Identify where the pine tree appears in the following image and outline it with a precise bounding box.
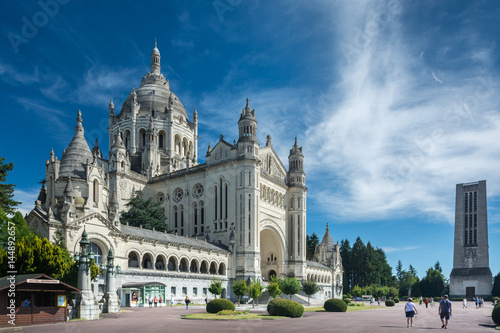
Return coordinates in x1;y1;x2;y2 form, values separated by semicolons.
492;272;500;297
306;232;320;260
0;157;21;215
120;196;168;232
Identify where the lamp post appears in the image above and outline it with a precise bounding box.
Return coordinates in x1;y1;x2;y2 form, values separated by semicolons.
77;228;92;291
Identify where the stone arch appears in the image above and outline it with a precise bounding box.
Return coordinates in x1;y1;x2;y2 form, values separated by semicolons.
124;129;131;149
168;256;178;271
200;260;209;274
182;137;188;156
218;262;226;275
190;258;199;273
174;134;181;154
179;257;189;272
128;250;140;268
259;223;286;279
158;130;166;150
139;128;147;148
209;261;217;275
142;252;154;269
155;254;166;270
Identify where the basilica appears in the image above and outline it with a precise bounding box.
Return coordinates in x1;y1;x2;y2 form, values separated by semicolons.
26;43;343;306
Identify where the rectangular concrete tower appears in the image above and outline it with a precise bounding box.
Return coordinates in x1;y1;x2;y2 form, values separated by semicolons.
450;180;492;298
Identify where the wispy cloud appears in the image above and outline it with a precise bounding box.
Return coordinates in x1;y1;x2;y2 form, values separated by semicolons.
76;66;140;106
303;1;500;223
383;246;421;254
13;188;40;217
432;71;442;83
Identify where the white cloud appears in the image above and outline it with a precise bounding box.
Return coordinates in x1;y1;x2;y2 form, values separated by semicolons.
382;246;421;254
77;66;140;106
302;1;500;223
13;188;40;217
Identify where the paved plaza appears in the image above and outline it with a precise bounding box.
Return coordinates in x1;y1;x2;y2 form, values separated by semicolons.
1;302;497;333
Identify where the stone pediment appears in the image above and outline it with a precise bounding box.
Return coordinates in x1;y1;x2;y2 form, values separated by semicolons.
259;147;287;184
66;212;120;233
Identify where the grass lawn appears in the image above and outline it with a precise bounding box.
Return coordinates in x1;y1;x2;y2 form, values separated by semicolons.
304;305;384;312
182;313;286;320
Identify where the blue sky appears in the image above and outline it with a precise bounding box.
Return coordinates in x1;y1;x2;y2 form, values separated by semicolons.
1;1;499;281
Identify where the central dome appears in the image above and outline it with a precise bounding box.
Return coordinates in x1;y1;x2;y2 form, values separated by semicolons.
117;43;188;119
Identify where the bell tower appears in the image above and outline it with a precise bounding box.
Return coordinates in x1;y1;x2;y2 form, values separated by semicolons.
450;180;492;298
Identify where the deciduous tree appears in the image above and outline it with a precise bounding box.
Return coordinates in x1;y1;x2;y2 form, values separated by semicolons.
301;279;320;305
232;279;247;305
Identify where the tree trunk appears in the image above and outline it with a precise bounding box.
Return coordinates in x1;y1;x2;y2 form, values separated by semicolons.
308;296;310;306
238;295;241;306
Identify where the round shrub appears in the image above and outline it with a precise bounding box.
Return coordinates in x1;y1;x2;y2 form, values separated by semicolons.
343;298;351;305
394;298;400;303
324;298;347;312
385;300;395;307
267;299;304;318
206;299;235;313
492;305;500;325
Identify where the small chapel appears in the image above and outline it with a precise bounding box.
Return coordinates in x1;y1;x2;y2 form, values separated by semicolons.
26;42;343;306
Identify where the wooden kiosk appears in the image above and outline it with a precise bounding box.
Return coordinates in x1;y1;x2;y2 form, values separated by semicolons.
0;273;80;327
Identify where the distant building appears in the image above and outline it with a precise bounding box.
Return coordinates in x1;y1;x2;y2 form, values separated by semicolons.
450;180;492;298
26;42;343;306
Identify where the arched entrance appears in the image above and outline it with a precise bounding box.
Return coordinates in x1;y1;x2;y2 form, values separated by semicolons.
259;227;285;281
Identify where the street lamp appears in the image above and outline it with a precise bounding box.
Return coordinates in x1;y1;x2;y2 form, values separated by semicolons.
77;227;92;274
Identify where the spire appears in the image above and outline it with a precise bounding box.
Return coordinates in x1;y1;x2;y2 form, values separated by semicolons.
150;41;161;75
319;223;335;250
109;98;114;114
59;110;93;179
112;128;126;149
92;138;102;158
289;137;303;157
64;177;76;197
75;110;83;133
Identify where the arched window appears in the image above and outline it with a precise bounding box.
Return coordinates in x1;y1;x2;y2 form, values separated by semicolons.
93;180;99;204
200;261;208;274
209;262;217;274
224;184;228;219
190;260;198;273
128;252;139;268
180;205;184;236
159;133;164;149
174;206;178;231
125;130;130;149
168;257;177;271
140;129;146;147
214;186;218;220
218;262;226;275
142;253;153;269
89;242;103;264
155;256;166;270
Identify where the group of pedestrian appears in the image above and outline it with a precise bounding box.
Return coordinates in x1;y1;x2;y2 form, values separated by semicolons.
404;295;452;329
147;296;163;307
473;297;484;308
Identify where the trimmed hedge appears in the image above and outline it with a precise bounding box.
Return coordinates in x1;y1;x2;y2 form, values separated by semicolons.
492;305;500;325
343;298;351;305
267;299;304;318
324;298;347;312
206;299;235;313
394;298;400;303
385;300;395;307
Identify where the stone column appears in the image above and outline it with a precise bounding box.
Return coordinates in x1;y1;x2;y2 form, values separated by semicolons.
102;249;120;313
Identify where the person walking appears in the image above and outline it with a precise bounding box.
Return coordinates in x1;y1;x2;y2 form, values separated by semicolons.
419;296;423;305
170;296;174;307
148;296;153;308
185;296;191;310
154;296;158;307
462;297;467;308
425;298;429;308
405;298;418;328
475;297;479;308
430;297;434;308
159;296;163;307
438;295;452;329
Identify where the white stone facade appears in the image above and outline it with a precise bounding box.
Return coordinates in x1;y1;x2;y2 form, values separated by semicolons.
26;43;343;305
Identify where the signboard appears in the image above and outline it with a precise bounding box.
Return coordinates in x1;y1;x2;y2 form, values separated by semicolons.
58;295;67;307
27;279;60;284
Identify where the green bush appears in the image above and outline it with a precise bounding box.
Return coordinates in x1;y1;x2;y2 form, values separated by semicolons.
434;297;441;302
451;297;463;301
324;298;347;312
267;299;304;318
385;300;395;307
343;298;351;304
206;299;235;313
492;305;500;325
394;298;400;303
